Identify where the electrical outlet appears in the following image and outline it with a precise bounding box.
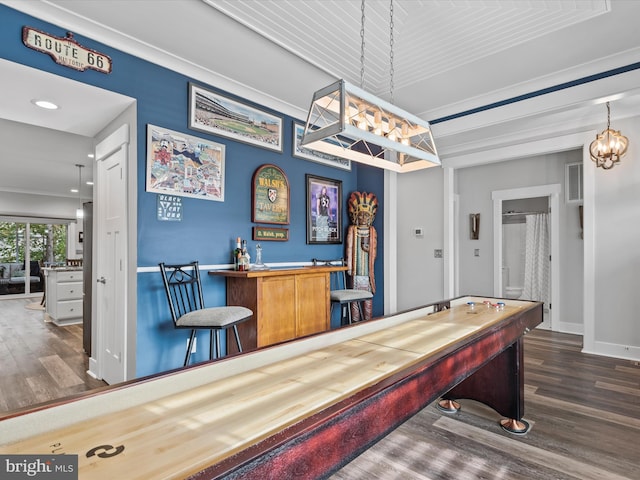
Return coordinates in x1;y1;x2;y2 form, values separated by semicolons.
474;249;480;257
188;338;196;354
434;249;443;258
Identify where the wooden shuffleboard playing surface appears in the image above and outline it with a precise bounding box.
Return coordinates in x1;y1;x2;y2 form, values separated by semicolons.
0;296;542;479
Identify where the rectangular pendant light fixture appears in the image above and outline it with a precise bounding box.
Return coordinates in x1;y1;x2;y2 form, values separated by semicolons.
301;80;440;173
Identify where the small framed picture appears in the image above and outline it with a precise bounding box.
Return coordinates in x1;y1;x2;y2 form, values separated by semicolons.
306;174;342;244
189;83;283;153
146;124;225;202
292;121;351;170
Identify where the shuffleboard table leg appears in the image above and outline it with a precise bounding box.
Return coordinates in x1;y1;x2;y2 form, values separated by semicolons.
500;418;531;435
436;399;461;413
437;336;531;434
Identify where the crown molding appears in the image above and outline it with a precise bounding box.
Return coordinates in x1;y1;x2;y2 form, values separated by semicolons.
3;0;307;120
441;130;597;170
422;45;640;124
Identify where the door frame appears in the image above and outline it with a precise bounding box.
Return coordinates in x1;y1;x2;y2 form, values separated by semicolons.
492;184;560;330
88;122;136;382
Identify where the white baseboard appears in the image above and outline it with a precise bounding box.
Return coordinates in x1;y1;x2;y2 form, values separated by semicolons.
555;321;583;335
583;341;640;362
88;357;101;380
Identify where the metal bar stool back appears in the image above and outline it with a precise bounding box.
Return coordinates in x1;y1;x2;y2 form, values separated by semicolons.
159;261;252;366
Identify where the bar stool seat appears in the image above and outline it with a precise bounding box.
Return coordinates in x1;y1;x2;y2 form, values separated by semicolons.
176;306;252;328
312;258;373;326
159;261;253;366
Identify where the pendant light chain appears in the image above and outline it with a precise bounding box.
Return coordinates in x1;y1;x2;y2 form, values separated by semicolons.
389;0;395;104
360;0;366;90
606;101;611;129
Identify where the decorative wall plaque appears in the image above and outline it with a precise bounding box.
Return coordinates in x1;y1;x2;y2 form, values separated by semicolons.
252;226;289;242
22;26;112;74
252;164;290;225
157;194;183;221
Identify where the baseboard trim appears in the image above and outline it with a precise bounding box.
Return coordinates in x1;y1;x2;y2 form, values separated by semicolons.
88;357;100;380
583;341;640;362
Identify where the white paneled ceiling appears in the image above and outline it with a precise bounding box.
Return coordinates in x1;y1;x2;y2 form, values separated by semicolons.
206;0;609;98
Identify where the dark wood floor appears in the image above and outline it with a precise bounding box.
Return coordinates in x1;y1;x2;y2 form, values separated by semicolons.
0;297;106;414
331;329;640;480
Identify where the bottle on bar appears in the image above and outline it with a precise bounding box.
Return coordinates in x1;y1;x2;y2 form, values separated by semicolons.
238;240;250;271
233;237;242;271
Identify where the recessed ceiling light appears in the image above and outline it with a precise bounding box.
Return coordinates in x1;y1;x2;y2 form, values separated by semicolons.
86;181;94;186
31;99;59;110
70;188;79;193
87;153;95;158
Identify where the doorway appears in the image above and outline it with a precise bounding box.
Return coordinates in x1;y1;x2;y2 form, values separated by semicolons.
0;59;136;407
492;184;561;330
501;197;549;302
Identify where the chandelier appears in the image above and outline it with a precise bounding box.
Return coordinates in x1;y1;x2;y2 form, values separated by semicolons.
589;102;628;170
301;0;440;173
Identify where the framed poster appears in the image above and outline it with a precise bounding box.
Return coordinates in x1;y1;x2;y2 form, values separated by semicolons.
292;121;351;171
146;124;225;201
189;82;283;152
252;164;290;225
306;174;342;244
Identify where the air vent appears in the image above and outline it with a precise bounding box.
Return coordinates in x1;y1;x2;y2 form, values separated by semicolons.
565;162;583;203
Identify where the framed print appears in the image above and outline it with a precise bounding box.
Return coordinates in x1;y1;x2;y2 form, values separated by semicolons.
252;164;290;225
189;82;283;152
292;122;351;171
306;174;342;244
146;124;225;201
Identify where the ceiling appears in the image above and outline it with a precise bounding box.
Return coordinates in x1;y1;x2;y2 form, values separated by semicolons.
205;0;612;112
2;0;640;197
0;59;134;199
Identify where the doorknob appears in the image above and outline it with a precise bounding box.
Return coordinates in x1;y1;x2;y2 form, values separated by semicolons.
97;277;106;284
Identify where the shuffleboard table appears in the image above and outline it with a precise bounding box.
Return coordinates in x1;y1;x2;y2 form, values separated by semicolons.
0;296;542;479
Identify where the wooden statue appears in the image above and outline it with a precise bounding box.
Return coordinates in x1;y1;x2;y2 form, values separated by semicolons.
346;191;378;321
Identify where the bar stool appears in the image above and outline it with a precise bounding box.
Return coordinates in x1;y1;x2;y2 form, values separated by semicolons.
312;258;373;326
159;261;253;366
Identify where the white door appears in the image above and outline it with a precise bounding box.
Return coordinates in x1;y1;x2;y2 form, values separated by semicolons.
95;126;129;385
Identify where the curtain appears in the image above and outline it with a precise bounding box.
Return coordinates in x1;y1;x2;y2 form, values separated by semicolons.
520;213;549;304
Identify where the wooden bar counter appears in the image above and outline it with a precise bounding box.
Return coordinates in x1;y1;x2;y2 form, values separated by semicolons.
209;265;346;352
0;296;541;480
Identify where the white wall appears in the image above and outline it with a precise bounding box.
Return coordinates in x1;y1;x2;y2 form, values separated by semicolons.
454;151;583;330
590;115;640;355
395;166;445;310
0;191;78;219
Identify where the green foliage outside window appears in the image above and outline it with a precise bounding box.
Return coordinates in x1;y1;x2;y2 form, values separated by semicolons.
0;222;68;264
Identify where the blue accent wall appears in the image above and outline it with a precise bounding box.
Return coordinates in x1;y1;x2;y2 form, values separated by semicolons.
356;165;385;318
1;5;385;376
